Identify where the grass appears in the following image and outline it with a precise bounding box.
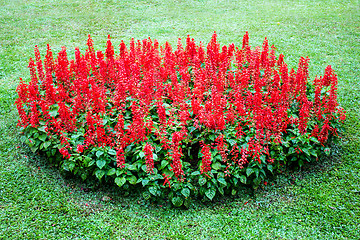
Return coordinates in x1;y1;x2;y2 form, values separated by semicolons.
1;0;359;239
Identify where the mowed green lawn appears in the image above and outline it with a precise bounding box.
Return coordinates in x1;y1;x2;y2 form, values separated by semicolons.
0;0;359;239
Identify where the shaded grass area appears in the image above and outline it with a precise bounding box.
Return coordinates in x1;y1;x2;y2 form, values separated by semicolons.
0;0;359;239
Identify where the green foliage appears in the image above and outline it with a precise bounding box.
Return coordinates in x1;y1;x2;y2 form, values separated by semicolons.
18;92;341;207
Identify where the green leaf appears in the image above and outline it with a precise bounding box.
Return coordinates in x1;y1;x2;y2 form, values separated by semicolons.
205;188;216;201
49;109;58;117
302;148;310;156
298;159;304;167
217;178;227;186
199;176;207;186
107;168;116;176
143;191;151;200
96;159;106;169
127;175;137;185
139;151;145;158
181;188;190;198
43;141;51;149
95;169;105;180
51;149;56;156
88;160;95;167
96;150;104;158
246;168;254;177
116;169;123;176
81;173;88;181
142;179;149;186
115;177;126;187
191;171;200;176
125;144;133;152
214;154;222;161
228;139;236;146
310;149;318;157
310;137;320;144
71;133;81;140
39;133;47;142
183;197;191;208
155;145;161;153
211;177;218;185
160;160;168;170
163;169;174;178
149;186;157;196
267;164;273;173
254;168;259;178
128;164;137;171
68;162;75;172
289;147;295;154
211;162;221;170
30;145;38;153
172;197;184;207
38;126;46;132
108;148;117;155
231;189;237;196
240;175;247;184
253;177;261;186
218;186;224;195
233;178;238;186
153;174;163;180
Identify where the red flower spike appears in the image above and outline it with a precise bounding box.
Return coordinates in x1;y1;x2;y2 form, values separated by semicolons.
76;145;84;153
200;142;212;174
162;174;171;188
144;143;154;174
116;149;125;168
34;46;45;83
59;147;71;159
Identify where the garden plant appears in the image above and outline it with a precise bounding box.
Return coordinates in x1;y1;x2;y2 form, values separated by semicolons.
15;32;345;207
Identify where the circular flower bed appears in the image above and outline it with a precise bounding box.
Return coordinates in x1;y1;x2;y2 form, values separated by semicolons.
16;32;345;207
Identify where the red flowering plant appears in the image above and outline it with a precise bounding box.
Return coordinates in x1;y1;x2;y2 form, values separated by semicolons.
16;32;345;207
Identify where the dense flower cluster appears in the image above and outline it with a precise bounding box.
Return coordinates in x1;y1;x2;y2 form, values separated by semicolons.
16;32;345;205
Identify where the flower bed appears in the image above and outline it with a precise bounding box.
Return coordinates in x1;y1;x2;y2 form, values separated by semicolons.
16;32;345;207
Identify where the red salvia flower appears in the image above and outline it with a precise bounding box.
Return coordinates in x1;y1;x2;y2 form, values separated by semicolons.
144;143;154;174
200;142;212;174
162;174;171;188
116;148;125;168
77;145;84;153
59;147;71;159
170;145;184;180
